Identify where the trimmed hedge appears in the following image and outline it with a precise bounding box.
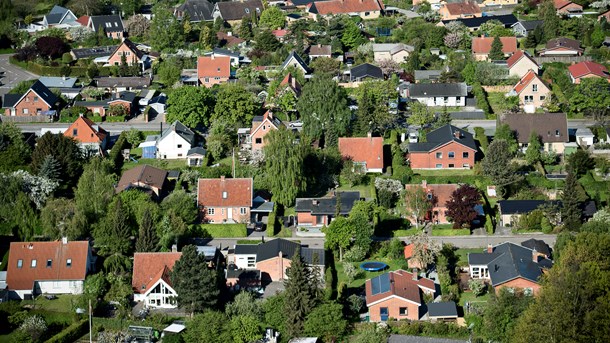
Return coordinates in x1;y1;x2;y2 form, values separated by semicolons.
9;56;111;77
472;83;491;115
105;116;126;122
45;318;88;343
199;224;248;238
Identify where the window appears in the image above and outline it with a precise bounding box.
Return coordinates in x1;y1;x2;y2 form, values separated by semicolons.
380;307;389;321
524;288;533;296
435;164;442;168
263;125;266;131
17;259;23;268
448;152;455;158
105;22;111;28
214;77;220;80
448;164;454;168
532;84;538;92
463;163;470;168
205;77;209;83
33;96;39;102
208;208;215;215
240;207;247;215
46;259;52;268
524;95;533;103
66;259;72;267
73;128;78;136
22;108;29;114
36;108;42;114
247;256;255;268
540;95;546;101
255;138;262;144
365;11;370;16
114;62;119;66
463;152;469;158
222;191;228;199
245;8;250;13
217;67;220;72
31;259;37;268
177;153;183;157
435;152;442;159
444;96;449;103
177;144;182;148
399;307;408;316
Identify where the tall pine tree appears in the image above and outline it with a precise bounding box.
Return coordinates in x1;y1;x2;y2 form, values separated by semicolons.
562;170;582;231
283;250;319;339
135;209;158;252
93;197;132;256
488;35;504;60
171;245;219;316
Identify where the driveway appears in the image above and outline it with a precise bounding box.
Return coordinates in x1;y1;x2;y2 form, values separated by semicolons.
0;54;39;100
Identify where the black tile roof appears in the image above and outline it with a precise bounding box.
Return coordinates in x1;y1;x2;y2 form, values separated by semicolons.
516;20;544;31
486;242;544;286
301;247;325;266
187;147;207;156
255;238;299;262
350;63;383;81
295;191;361;215
175;0;214;22
90;15;124;33
441;14;518;29
161;120;195;145
71;46;117;59
388;335;467;343
30;80;58;107
234;244;259;255
281;51;311;73
521;239;551;257
408;83;468;97
427;302;458;318
2;94;21;108
408;125;477;153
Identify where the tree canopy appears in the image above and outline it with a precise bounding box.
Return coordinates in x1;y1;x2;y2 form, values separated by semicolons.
166;86;215;128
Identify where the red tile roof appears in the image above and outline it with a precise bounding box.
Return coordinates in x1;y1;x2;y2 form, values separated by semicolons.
272;29;289;38
472;37;518;55
365;270;435;306
568;61;609;79
338;136;384;171
310;0;384;15
279;73;302;96
404;244;414;259
404;181;458;210
217;32;245;47
507;50;537;69
7;241;90;291
554;0;581;9
64;116;107;144
443;1;481;16
198;177;253;208
76;15;89;26
197;55;231;79
513;69;545;94
132;252;182;294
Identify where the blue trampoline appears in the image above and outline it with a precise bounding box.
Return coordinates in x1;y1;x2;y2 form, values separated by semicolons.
360;262;388;272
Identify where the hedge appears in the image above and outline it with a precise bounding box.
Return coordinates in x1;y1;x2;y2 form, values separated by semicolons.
45;319;88;343
198;224;248;238
9;56;111;77
104;116;126;122
472;83;491;115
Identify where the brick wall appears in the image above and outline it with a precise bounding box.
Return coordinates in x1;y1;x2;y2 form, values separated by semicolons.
203;206;250;223
409;142;475;169
199;77;229;88
6;90;52;116
495;277;541;296
256;257;292;281
107;43;140;66
368;297;420;322
297;212;326;226
250;122;276;151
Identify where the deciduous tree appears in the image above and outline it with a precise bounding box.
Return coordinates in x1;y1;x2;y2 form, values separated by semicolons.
213;83;259;126
166;86;215;128
525;131;542;165
303;302;348;342
0;123;30;172
184;311;231;343
259;6;285;29
149;4;185;51
445;184;480;228
75;158;116;222
481;139;521;196
324;216;354;261
31;133;83;187
404;186;433;229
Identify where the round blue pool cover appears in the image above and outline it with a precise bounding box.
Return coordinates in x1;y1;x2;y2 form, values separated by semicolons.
359;261;388;271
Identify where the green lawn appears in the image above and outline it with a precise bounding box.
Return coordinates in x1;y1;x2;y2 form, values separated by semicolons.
459;290;490;306
122;157;189;172
455;248;485;267
335;258;407;288
23;294;78;313
337;183;373;199
414;169;474;177
389;228;421;237
431;228;470;236
198;224;248;238
270;227;293;238
487;92;513;115
580;172;610;203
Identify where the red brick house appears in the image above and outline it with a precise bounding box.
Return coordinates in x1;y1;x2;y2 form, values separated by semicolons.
106;39;148;69
2;81;58;117
365;270;435;322
63;116;108;154
197;55;231;87
554;0;582;16
338;135;384;173
249;111;284;151
404;180;459;224
132;252;182;308
295;191;361;228
407;125;477;169
568;61;610;84
472;36;518;61
198;177;253;223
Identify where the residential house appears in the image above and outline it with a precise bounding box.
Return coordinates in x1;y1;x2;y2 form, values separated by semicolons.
272;29;289;42
468;242;553;295
497;200;561;227
511;20;544;37
372;43;414;64
197;55;231;87
506;50;539;78
2;80;58;117
508;70;551;112
197;177;253;223
350;63;384;82
217;31;246;48
307;0;385;20
365;270;436;321
521;239;551;259
404;180;459;224
63;116;108;155
427;302;459;323
95;77;151;92
539;37;583;56
338;134;384;173
306;44;332;59
116;164;168;199
440;14;518;32
250;111;284;151
74;91;136;117
187;147;207;167
132;252;182;308
232;238;325;282
106;39;151;70
503;112;568;153
38;76;81;100
439;2;482;21
6;240;94;300
472;36;518;61
205;47;240;67
277;73;302;98
42;5;78;29
281;51;311;74
213;0;263;25
406;83;468;107
407;124;477;169
479;0;518;6
554;0;582;16
174;0;214;22
88;15;125;39
403;244;425;269
295;191;361;227
71;46;118;61
153;120;196;159
568;61;610;84
414;70;442;83
575;127;595;147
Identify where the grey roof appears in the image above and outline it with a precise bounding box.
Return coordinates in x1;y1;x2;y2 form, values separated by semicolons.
187;147;207;156
71;46;117;59
372;43;414;54
521;239;551;257
212;47;239;58
388;335;467;343
502;113;568;144
45;5;74;25
427;302;458;318
295;191;361;215
441;14;517;29
290;0;316;5
252;200;274;213
74;100;109;108
281;51;311;73
408;125;477;153
498;200;561;215
255;238;299;262
2;94;21;108
414;70;442;81
350;63;383;81
408;83;468;97
160;121;195;145
301;248;325;266
226;268;261;280
234;244;259;255
216;0;263;21
486;242;545;286
39;76;78;88
515;20;544;31
110;91;137;103
448;111;486;120
468;251;498;265
90;15;124;33
175;0;214;22
95;77;151;89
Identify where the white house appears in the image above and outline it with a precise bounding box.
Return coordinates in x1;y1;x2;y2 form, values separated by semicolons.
6;240;94;300
233;245;258;270
139;121;195;159
372;43;414;64
575;128;594;148
205;48;240;67
132;252;182;309
406;83;468;107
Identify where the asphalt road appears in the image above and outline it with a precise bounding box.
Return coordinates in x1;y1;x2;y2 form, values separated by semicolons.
0;54;38;100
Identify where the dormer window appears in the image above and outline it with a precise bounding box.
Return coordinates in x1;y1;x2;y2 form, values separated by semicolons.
555;130;560;136
105;22;111;28
245;8;250;14
222;191;228;199
66;259;72;267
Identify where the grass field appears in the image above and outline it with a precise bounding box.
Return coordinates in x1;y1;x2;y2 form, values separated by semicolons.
198;224;248;238
23;294;78;313
335;258;407;288
459;290;491;306
431;228;470;236
414;169;474;177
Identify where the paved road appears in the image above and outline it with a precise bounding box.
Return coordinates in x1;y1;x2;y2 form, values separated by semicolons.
207;233;557;250
455;119;595;137
16;121;164;133
0;54;38;100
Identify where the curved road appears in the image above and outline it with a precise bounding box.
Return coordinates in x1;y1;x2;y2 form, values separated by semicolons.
0;54;39;99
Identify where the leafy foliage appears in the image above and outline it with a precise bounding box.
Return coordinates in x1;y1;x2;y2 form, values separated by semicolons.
166;86;215;128
171;245;219;315
31;133;83;187
213;83;260;127
445;184;480;228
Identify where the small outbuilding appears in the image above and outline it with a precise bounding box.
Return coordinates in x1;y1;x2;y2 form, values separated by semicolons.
427;302;459;322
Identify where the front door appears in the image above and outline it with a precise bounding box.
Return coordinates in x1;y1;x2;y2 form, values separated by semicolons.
380;307;389;321
228;208;233;221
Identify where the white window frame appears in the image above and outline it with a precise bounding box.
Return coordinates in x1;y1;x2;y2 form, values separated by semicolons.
208;208;215;215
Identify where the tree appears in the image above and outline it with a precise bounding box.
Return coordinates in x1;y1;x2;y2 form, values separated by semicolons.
444;32;463;49
41;198;87;239
171;245;219;315
567;149;595;177
35;36;69;60
562;170;583;231
135;208;158;252
482;139;521;196
435;106;452;128
19;315;47;342
213;83;259;126
230;315;263;343
11;170;58;209
259;6;285;29
0;123;30;172
264;128;307;207
226;291;263;319
284;252;319;339
238;16;253;40
263;293;286;333
93;197;132;256
166;86;215;128
445;184;481;228
75;158;116;222
297;75;351;146
324;216;354;261
540;0;560;42
410;232;440;269
161;189;198;224
525;131;542;165
157;60;182;87
488;35;505;60
407;102;435;128
478;20;513;37
468;279;486;296
198;25;216;50
125;14;150;37
303;302;348;342
255;29;281;51
494;123;518;154
404;186;433;229
107;104;129;117
38;155;61;181
149;4;185;51
341;20;365;49
571;78;610;122
482;288;533;342
184;311;231;343
310;57;341;76
31;133;83;187
354;80;398;136
206;120;236;161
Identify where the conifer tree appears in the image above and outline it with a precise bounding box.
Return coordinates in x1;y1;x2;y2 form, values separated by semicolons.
283;251;318;338
135;209;158;252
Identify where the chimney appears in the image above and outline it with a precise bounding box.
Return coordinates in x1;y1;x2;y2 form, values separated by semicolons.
487;244;493;254
171;244;177;253
62;237;68;245
412;268;418;281
28;244;33;250
220;175;225;181
367;132;372;139
227;31;232;36
532;248;538;262
279;251;284;280
421;180;427;188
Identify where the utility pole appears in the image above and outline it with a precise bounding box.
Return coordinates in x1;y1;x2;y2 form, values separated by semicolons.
89;299;92;343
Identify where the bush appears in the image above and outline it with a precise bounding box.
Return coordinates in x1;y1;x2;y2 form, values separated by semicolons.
468;279;486;296
198;224;248;238
45;319;88;343
343;245;367;262
472;83;491;115
104;116;126;123
474;127;489;152
484;214;494;235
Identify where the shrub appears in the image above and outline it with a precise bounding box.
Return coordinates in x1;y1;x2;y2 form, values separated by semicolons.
343;245;367;262
472;83;491;115
19;315;47;342
343;262;361;284
104;115;126;123
468;279;486;296
46;319;88;343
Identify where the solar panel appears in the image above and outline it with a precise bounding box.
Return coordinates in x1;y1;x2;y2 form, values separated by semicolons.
371;273;391;295
371;275;381;295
